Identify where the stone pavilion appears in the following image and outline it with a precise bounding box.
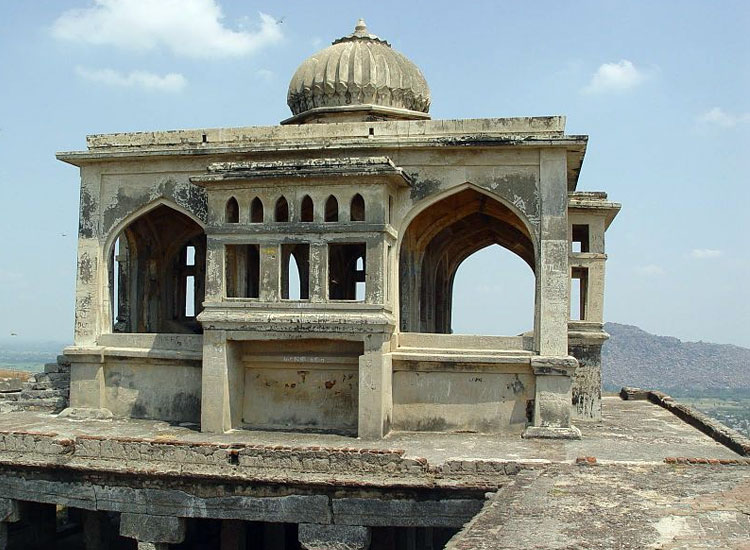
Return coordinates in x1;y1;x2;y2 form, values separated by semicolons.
57;19;620;441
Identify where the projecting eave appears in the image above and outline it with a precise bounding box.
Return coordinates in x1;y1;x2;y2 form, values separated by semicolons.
568;191;622;229
55;117;588;189
191;157;413;188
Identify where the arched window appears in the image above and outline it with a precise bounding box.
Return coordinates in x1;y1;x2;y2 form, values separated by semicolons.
281;244;310;300
110;204;206;334
300;195;314;222
250;197;264;223
325;195;338;222
225;197;239;223
275;196;289;222
350;194;365;221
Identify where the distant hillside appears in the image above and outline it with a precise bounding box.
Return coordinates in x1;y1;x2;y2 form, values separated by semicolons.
602;323;750;395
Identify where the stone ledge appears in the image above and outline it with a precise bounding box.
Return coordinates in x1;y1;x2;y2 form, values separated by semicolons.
620;388;750;457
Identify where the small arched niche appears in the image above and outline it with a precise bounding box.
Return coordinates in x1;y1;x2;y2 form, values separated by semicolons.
225;197;239;223
250;197;264;223
275;196;289;222
300;195;314;222
325;195;338;222
350;194;365;221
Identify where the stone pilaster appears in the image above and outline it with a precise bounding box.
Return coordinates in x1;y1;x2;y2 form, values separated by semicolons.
298;524;371;550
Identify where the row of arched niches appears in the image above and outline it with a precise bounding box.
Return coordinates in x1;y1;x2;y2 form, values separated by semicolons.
224;194;366;224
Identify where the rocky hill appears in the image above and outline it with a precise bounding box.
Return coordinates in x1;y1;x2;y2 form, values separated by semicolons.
602;323;750;395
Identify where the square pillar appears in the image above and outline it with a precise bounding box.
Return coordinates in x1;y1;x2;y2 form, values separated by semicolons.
201;330;243;433
535;149;570;356
358;334;393;439
299;524;371;550
83;510;113;550
220;519;246;550
204;236;225;302
259;244;280;302
523;356;581;439
0;499;19;550
309;243;328;302
120;513;185;548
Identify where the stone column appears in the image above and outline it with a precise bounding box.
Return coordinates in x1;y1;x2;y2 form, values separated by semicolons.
83;510;113;550
298;524;371;550
201;330;243;433
523;356;581;439
120;513;185;550
220;519;246;550
358;333;393;439
0;499;19;550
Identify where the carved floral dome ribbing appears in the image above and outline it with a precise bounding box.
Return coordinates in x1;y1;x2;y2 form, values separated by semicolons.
286;19;431;119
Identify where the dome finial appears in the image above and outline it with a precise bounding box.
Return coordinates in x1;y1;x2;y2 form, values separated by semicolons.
354;19;367;36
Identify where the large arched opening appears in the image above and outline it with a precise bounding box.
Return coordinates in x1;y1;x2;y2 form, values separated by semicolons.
110;203;206;334
399;187;535;334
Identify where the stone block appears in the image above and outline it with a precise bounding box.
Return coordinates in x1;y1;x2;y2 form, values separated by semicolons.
119;513;186;544
332;498;483;528
298;524;371;550
0;379;23;393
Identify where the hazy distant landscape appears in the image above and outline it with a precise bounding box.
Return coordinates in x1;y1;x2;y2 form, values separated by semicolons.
0;339;69;373
1;325;748;437
602;323;750;437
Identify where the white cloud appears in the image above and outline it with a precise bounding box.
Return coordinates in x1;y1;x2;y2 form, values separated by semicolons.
635;264;665;276
583;60;646;94
52;0;282;59
76;67;187;92
255;69;274;82
698;107;750;128
689;248;723;259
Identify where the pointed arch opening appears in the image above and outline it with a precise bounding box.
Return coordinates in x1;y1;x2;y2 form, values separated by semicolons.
300;195;314;222
399;187;535;334
250;197;264;223
225;197;239;223
110;203;206;334
275;196;289;222
281;244;310;300
350;194;365;221
324;195;338;222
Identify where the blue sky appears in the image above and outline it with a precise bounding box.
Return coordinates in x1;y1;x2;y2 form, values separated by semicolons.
0;1;748;346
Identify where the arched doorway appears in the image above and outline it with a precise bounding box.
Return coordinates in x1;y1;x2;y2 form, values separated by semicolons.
110;203;206;334
399;187;535;334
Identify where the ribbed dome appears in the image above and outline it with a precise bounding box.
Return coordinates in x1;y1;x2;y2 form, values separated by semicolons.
284;20;431;124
